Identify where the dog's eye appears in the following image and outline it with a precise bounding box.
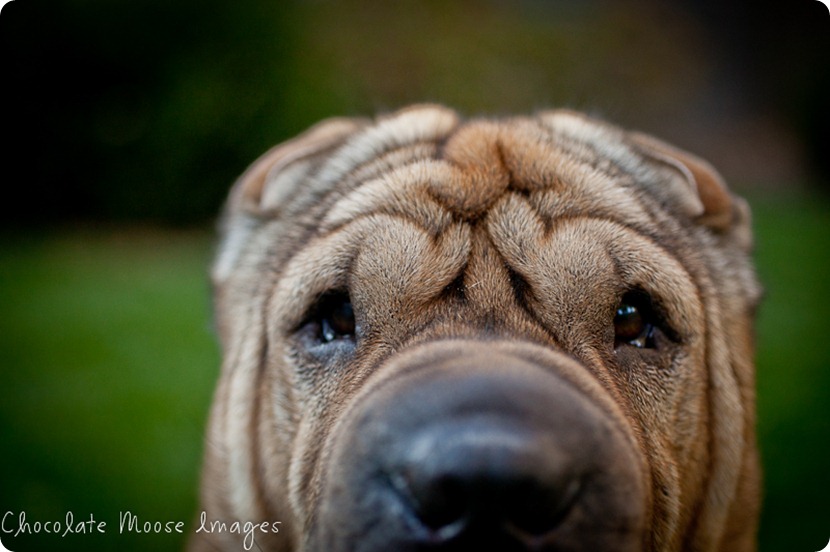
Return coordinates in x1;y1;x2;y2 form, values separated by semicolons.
316;293;356;343
614;292;656;349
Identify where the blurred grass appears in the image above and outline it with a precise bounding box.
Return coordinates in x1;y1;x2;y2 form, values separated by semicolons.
0;228;218;551
752;193;830;552
0;192;829;551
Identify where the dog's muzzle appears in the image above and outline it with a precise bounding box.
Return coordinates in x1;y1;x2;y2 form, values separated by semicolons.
311;341;646;552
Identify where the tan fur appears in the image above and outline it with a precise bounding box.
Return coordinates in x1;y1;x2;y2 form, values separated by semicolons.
192;105;760;552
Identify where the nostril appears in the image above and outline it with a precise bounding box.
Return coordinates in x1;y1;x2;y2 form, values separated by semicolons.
391;471;471;542
412;475;470;532
390;449;581;548
503;478;582;545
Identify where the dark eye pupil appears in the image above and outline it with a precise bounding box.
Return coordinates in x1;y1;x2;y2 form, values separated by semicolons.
320;297;355;343
614;304;645;341
614;293;656;349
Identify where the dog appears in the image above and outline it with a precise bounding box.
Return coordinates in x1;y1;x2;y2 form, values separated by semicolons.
191;105;761;552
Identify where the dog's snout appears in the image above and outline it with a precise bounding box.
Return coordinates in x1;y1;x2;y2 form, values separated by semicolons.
390;419;582;549
314;345;646;552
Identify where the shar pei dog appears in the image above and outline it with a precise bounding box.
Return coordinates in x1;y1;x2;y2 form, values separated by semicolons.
191;105;761;552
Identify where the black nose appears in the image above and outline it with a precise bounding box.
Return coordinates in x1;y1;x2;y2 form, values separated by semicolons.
391;420;582;550
312;345;646;552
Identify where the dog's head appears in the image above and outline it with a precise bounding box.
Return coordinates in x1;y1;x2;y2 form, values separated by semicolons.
199;105;760;552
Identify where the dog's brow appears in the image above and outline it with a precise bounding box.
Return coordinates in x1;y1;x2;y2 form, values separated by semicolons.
198;105;762;552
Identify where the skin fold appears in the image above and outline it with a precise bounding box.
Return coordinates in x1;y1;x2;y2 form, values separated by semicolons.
191;105;760;552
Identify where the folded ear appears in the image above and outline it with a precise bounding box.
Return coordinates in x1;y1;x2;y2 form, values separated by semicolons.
229;117;368;214
213;117;367;286
629;131;752;250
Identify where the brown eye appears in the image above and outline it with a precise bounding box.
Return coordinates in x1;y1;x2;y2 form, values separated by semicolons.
318;293;356;343
614;293;655;348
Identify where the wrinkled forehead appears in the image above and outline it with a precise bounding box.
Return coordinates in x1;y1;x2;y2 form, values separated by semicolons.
213;105;699;288
257;109;703;335
301;106;669;236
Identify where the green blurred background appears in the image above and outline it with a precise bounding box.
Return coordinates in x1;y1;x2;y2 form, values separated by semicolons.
1;1;828;551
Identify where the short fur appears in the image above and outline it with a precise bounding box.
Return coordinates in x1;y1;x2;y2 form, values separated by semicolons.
192;105;760;552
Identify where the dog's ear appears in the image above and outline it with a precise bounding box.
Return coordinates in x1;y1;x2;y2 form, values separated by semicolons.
229;117;368;214
629;132;752;250
212;117;366;286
